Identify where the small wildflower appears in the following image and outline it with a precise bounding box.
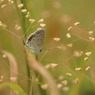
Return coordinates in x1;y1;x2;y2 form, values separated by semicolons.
38;19;44;23
41;84;48;90
44;64;50;69
10;77;17;82
85;52;92;56
61;80;67;85
58;76;64;80
15;24;21;30
74;78;80;84
75;67;82;71
50;63;58;69
26;12;30;18
57;83;63;89
74;22;80;26
84;57;89;61
67;43;73;47
21;9;27;13
85;66;90;71
88;31;93;35
66;73;72;76
68;26;72;31
89;37;95;42
40;23;46;27
2;54;7;58
53;37;60;41
66;33;71;38
18;4;24;8
62;87;69;92
1;4;6;8
29;19;35;23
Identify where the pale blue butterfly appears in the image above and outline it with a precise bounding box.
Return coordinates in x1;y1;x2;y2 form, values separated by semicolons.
26;29;45;53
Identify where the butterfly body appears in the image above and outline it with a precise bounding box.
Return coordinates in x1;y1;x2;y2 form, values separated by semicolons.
26;29;45;53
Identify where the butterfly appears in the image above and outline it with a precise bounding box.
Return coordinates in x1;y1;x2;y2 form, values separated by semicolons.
26;29;45;53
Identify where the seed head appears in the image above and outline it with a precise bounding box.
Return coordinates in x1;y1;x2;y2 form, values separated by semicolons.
85;66;90;71
62;87;69;92
75;67;82;71
41;84;48;90
66;33;71;38
84;57;89;61
61;80;67;85
1;4;6;8
18;4;24;8
88;31;93;35
8;0;14;4
21;9;27;13
10;77;17;82
44;64;50;69
66;73;72;76
2;54;7;58
0;0;4;4
53;37;60;41
29;19;35;23
85;52;92;56
67;43;73;47
74;78;80;84
89;37;95;42
57;83;63;89
74;22;80;26
68;26;72;31
58;76;64;80
15;24;21;30
38;19;44;23
40;23;46;27
50;63;58;69
26;12;30;18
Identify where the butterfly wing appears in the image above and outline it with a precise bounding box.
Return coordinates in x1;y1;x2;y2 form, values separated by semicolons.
26;29;45;53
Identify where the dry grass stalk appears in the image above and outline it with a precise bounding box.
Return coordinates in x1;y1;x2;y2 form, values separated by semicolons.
0;50;18;95
26;49;60;95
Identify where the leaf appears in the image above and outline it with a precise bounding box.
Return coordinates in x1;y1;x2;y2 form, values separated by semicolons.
0;82;27;95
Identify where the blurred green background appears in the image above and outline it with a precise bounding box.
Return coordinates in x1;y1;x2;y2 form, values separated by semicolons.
0;0;95;95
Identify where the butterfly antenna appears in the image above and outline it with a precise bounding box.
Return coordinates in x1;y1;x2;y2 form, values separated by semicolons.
42;49;50;51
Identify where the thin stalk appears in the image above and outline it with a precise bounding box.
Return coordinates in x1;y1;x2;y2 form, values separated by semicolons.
13;0;31;94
